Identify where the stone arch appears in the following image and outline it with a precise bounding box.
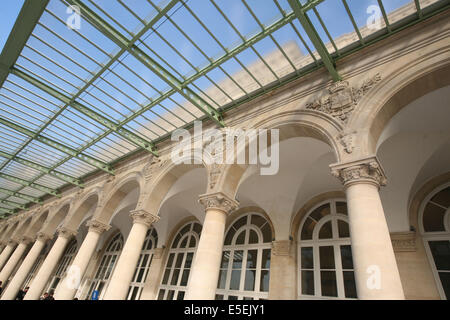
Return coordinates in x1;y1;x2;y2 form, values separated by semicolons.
215;111;343;198
140;156;208;216
94;171;144;223
62;188;100;231
348;53;450;157
39;200;72;236
0;220;20;243
23;208;51;238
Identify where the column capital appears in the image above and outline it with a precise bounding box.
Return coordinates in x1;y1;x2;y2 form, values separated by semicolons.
7;238;18;246
20;236;33;245
56;226;78;239
330;156;387;188
86;219;111;234
36;232;52;243
198;191;239;215
129;210;159;228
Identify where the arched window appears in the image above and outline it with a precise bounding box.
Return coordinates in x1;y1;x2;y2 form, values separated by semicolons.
157;221;202;300
127;227;158;300
216;213;273;300
420;184;450;300
84;233;123;300
47;239;77;295
298;200;357;299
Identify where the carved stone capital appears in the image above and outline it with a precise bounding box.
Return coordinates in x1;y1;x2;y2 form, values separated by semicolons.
86;219;111;234
7;238;18;246
391;231;416;252
20;236;33;245
130;210;159;228
36;232;52;243
198;192;239;215
330;156;387;188
57;227;78;239
272;240;294;256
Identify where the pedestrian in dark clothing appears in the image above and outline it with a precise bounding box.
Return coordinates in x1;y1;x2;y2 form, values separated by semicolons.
0;281;3;295
15;286;29;300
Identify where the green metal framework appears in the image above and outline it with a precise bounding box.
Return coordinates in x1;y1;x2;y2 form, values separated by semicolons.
0;0;448;218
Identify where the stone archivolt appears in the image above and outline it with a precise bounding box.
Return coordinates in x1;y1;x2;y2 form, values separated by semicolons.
198;192;239;215
306;73;382;123
331;156;387;187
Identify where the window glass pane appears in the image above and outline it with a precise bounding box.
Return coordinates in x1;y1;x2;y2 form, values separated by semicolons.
423;203;446;232
232;250;243;269
429;241;450;270
175;253;184;268
230;270;241;290
193;223;202;236
260;270;270;292
310;203;331;221
180;236;188;248
336;202;348;215
319;246;335;269
249;229;259;244
343;271;357;299
438;272;450;299
170;269;180;285
215;294;224;300
301;217;315;240
167;290;175;300
244;270;256;291
229;295;238;300
189;236;196;248
221;251;230;268
319;221;333;239
225;228;235;245
218;269;227;289
162;269;171;285
301;247;314;269
261;249;271;269
251;214;267;228
185;252;194;269
261;224;272;243
233;216;247;231
166;253;175;268
246;250;258;269
340;245;354;269
177;291;185;300
236;230;246;245
431;187;450;208
338;220;350;238
157;289;165;300
301;270;314;295
180;270;190;286
320;271;338;297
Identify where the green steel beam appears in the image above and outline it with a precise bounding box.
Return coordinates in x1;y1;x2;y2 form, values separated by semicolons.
0;150;84;188
0;199;26;210
0;173;60;197
67;0;224;127
302;0;326;12
0;117;114;175
12;67;158;156
0;208;15;217
0;187;42;204
287;0;341;81
0;0;49;88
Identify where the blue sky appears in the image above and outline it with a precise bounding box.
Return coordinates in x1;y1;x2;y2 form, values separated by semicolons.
0;0;25;52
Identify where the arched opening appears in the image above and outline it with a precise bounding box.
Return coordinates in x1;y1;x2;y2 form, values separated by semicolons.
157;221;202;300
419;183;450;300
126;227;158;300
298;199;356;299
216;213;273;300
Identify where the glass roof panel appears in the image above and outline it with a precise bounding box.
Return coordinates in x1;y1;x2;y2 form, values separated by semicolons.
0;0;446;216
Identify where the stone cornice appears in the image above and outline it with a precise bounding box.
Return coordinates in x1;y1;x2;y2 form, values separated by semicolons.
391;231;416;252
330;156;387;188
130;210;159;228
86;219;111;234
56;227;78;239
198;192;239;215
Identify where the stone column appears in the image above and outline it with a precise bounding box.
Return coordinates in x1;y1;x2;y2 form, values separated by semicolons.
185;192;239;300
268;240;297;300
0;236;32;284
103;210;159;300
24;227;77;300
140;247;166;300
331;156;405;300
0;240;17;272
1;232;51;300
54;219;110;300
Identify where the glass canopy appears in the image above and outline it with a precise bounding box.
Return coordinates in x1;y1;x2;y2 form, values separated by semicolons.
0;0;448;218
